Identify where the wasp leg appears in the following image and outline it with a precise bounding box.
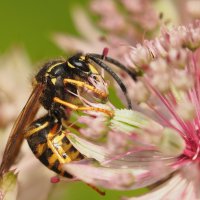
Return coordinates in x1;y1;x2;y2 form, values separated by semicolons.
25;121;68;164
60;131;105;195
53;97;114;117
86;183;105;196
49;129;105;195
63;78;108;98
24;121;49;138
47;124;72;164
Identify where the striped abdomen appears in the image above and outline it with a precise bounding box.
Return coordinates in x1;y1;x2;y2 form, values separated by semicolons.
26;115;84;178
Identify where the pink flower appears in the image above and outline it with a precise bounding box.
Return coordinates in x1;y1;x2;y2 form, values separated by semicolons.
1;1;197;199
54;0;200;66
53;0;161;63
61;20;200;199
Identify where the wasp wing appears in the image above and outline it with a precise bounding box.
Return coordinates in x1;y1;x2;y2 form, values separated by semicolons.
0;83;44;177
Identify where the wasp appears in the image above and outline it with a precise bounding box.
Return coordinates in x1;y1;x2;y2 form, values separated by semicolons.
0;50;138;191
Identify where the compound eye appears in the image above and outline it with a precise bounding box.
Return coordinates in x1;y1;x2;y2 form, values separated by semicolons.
68;56;90;73
75;60;90;72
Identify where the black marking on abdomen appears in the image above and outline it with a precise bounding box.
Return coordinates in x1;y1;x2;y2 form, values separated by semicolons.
38;148;53;167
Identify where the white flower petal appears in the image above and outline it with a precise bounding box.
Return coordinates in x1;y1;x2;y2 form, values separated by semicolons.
63;160;175;190
110;109;161;133
64;162;135;190
66;133;178;189
67;133;107;162
68;132;176;164
124;163;200;200
67;133;176;167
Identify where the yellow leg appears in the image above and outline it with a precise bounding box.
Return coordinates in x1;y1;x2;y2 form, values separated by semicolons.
47;124;72;164
47;140;69;164
47;124;59;140
53;97;113;117
63;78;108;98
24;121;49;138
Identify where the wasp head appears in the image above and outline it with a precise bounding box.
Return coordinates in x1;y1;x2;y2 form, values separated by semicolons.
67;54;109;103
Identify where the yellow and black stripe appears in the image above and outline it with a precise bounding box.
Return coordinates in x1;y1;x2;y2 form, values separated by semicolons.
26;115;84;178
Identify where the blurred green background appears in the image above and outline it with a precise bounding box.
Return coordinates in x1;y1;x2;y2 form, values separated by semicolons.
0;0;146;199
0;0;89;62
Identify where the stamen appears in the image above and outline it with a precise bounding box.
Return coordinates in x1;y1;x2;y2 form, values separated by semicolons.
146;102;186;138
145;78;190;134
192;140;200;160
50;176;60;183
102;47;109;59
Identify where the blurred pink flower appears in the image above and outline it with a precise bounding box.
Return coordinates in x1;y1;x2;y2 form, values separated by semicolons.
53;0;161;62
54;0;200;64
0;49;53;200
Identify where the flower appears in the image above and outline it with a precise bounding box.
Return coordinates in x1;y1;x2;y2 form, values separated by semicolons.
53;0;161;63
1;1;199;199
59;20;200;200
53;0;200;198
0;48;31;127
0;48;53;200
90;0;159;35
54;0;200;66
